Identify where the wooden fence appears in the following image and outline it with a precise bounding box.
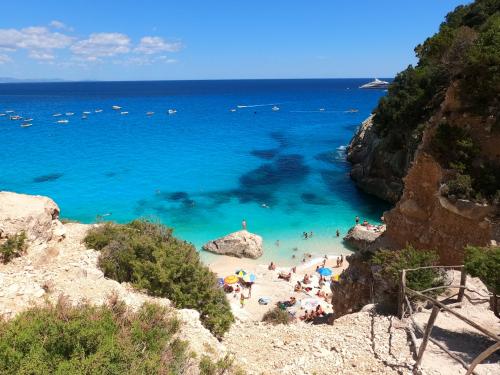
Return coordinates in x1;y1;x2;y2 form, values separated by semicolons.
397;265;499;375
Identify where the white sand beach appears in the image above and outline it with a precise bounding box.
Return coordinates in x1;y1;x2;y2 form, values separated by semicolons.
207;254;349;322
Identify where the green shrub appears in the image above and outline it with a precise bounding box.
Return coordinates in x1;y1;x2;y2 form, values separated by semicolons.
84;220;234;338
446;173;474;199
262;307;292;325
0;298;189;375
0;232;27;264
199;354;244;375
464;246;500;294
372;245;442;293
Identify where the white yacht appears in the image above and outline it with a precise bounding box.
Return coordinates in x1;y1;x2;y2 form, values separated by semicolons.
0;113;6;117
95;109;103;113
272;105;280;111
10;115;22;120
5;110;14;114
319;108;325;112
359;78;389;89
21;123;32;128
168;109;177;115
83;111;91;115
112;105;122;110
65;112;74;116
53;113;62;117
120;111;129;115
57;119;69;124
230;108;237;112
24;118;34;121
146;111;154;116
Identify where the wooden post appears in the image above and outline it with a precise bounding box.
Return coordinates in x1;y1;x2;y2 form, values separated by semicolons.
397;270;406;319
465;342;500;375
457;267;467;303
415;305;440;368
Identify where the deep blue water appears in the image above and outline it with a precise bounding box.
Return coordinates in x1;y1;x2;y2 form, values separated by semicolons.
0;79;390;263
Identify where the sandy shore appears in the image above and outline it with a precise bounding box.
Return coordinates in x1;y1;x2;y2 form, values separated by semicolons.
207;254;349;322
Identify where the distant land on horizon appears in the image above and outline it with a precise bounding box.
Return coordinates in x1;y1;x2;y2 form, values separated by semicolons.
0;77;393;84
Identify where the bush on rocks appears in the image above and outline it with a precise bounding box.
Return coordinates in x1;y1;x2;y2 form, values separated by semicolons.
0;298;191;375
84;220;234;338
262;307;292;325
0;232;26;264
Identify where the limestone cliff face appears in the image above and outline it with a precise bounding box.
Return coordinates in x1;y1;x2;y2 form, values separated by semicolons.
347;115;416;203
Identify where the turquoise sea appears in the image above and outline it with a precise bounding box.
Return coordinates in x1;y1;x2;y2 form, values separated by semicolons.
0;79;390;264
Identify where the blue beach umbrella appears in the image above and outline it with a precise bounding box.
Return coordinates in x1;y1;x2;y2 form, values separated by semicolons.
242;273;256;283
316;267;333;277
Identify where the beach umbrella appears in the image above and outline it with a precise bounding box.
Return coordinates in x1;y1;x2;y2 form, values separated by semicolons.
242;273;256;283
301;298;320;309
316;267;333;277
217;278;225;287
224;275;239;284
235;269;247;277
331;274;340;282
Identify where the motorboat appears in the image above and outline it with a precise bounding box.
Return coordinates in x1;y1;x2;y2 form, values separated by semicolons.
272;106;280;111
24;118;34;121
95;109;103;113
346;108;359;113
230;108;237;112
112;105;122;110
120;111;129;115
0;113;6;117
319;108;325;112
53;113;62;117
168;109;177;115
82;115;88;119
10;115;22;120
57;119;69;124
146;111;154;116
5;110;14;114
359;78;389;89
83;111;91;115
65;112;74;116
20;123;32;128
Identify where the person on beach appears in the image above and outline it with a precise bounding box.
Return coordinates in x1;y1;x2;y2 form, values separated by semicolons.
268;261;276;270
303;232;308;239
309;231;313;238
336;257;340;267
248;284;252;298
275;240;280;247
294;281;302;292
240;293;247;308
336;229;340;237
242;219;247;230
303;274;311;284
292;266;297;273
340;254;344;267
355;216;360;224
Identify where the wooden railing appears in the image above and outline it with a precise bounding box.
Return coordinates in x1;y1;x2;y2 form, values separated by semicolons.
397;265;499;375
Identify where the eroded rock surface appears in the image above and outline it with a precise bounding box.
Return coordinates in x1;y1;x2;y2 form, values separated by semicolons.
343;224;385;250
203;230;263;259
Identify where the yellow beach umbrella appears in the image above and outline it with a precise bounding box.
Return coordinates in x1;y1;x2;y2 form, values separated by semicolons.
224;275;239;284
236;270;246;277
331;274;340;282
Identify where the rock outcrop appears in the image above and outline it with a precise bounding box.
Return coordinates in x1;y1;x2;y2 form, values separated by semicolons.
202;230;263;259
347;115;414;203
343;224;385;250
0;191;65;244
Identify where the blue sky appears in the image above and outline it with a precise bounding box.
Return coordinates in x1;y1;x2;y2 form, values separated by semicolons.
0;0;467;81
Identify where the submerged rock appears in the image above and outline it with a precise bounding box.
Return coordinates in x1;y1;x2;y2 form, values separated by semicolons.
202;230;263;259
343;224;385;250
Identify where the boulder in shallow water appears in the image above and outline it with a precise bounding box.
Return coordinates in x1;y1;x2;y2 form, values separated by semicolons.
343;224;385;250
202;230;263;259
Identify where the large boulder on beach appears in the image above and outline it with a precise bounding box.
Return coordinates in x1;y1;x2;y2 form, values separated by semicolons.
0;191;65;244
202;230;263;259
343;224;385;250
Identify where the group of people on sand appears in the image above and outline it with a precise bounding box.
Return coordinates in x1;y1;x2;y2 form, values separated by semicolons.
302;231;314;239
300;305;326;322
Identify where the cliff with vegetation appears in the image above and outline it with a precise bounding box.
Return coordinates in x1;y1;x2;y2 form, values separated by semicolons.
348;0;500;264
335;0;500;319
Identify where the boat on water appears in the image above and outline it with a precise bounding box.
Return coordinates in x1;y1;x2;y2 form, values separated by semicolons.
24;118;34;121
5;110;14;114
82;115;88;119
10;115;22;120
230;108;237;112
359;78;389;89
57;119;69;124
146;111;154;116
95;109;103;113
168;109;177;115
120;111;129;115
83;111;91;115
65;112;74;116
272;106;280;111
319;108;325;112
346;108;359;113
112;105;122;110
20;123;32;128
53;113;62;117
0;113;6;117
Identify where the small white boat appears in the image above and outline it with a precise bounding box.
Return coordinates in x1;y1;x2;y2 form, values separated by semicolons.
120;111;129;115
10;115;22;120
0;113;6;117
146;111;154;116
319;108;325;112
5;110;14;114
83;111;91;115
230;108;237;112
21;123;32;128
168;109;177;115
24;118;34;121
346;108;359;113
65;112;74;116
57;119;69;124
95;109;103;113
53;113;62;117
112;105;122;110
272;106;280;111
82;115;88;119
